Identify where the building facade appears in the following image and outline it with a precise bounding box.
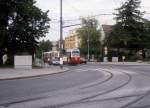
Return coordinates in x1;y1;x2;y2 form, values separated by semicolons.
100;24;112;42
52;41;58;51
64;29;80;50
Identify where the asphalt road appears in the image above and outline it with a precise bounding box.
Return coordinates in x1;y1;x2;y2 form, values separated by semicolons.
0;64;150;108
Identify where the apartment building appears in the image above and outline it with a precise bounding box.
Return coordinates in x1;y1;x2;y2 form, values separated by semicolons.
100;24;112;42
64;29;80;49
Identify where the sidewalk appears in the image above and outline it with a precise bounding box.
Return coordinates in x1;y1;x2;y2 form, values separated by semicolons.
0;66;68;80
88;62;150;66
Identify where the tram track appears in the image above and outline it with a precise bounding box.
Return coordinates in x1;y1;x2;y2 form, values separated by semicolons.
104;65;150;108
80;70;113;89
0;68;110;108
48;68;133;108
1;66;146;108
119;73;150;108
54;66;150;108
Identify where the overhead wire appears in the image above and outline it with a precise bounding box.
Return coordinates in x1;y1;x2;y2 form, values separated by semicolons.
49;0;150;24
50;12;150;24
46;0;150;41
64;0;81;13
50;27;69;34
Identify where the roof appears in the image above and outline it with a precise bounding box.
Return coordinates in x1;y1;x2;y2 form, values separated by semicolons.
102;25;113;34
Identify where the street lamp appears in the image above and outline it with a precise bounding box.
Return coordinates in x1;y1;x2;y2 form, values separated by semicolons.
84;20;90;61
87;28;90;61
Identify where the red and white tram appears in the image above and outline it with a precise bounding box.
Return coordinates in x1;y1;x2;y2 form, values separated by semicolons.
42;49;80;65
42;51;59;63
65;49;80;64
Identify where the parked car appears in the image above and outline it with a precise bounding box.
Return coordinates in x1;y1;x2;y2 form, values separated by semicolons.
47;58;52;65
52;59;60;65
80;58;87;64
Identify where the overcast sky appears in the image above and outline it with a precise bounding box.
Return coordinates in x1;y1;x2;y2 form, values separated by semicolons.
36;0;150;41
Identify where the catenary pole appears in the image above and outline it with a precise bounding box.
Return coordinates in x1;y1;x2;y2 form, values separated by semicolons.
60;0;63;69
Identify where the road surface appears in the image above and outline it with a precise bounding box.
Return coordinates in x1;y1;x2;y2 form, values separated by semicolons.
0;64;150;108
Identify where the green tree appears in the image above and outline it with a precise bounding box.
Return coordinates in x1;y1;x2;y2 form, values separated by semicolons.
0;0;14;64
105;0;150;60
77;18;101;59
0;0;50;65
144;20;150;48
36;40;52;58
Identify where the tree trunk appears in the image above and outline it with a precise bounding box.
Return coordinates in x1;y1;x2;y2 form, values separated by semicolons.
0;53;3;65
142;49;146;60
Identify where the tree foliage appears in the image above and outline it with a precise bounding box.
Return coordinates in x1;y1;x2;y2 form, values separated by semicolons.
0;0;50;64
36;40;52;58
77;18;101;59
105;0;150;59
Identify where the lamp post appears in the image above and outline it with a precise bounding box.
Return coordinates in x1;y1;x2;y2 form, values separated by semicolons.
85;20;90;61
87;28;90;61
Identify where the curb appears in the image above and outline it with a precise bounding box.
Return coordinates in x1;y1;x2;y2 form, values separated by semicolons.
0;68;69;81
88;62;150;66
99;63;150;66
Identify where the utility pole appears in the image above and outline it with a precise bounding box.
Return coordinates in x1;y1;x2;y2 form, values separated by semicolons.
60;0;63;69
87;27;90;61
